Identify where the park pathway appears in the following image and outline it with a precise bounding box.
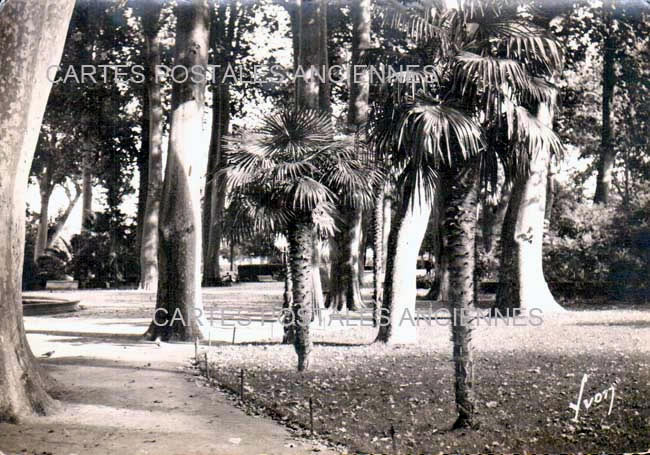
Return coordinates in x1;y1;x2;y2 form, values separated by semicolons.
0;312;339;455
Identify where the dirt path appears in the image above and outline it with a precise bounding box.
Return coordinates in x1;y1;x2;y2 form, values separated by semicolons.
0;330;339;455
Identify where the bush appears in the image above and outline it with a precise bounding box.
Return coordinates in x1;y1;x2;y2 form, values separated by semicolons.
544;186;650;302
69;213;139;288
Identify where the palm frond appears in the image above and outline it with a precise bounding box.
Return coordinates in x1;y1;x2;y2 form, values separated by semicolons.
288;177;335;212
259;108;334;159
397;100;485;165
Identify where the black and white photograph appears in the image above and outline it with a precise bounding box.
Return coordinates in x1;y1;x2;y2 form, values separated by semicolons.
0;0;649;453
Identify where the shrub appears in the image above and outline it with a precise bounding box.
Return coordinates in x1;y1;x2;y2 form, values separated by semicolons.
544;186;650;302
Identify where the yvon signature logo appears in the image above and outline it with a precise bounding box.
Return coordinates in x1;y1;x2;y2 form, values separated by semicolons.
569;373;619;422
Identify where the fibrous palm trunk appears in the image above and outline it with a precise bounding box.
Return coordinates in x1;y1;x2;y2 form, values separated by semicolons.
282;251;295;344
287;218;314;371
145;0;210;341
376;178;431;344
495;99;565;313
0;0;75;422
372;187;385;326
139;2;164;291
444;163;479;430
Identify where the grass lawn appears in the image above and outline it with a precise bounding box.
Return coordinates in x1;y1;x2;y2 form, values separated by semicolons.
200;306;650;454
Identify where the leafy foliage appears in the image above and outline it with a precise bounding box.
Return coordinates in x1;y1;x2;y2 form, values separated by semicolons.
544;183;650;302
223;107;381;237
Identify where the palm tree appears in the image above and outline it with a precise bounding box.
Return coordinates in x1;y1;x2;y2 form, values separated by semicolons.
223;107;379;371
372;0;564;428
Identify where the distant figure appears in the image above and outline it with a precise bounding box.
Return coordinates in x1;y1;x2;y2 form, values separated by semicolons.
424;259;433;277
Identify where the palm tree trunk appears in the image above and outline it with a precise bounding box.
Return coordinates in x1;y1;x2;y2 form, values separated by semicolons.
288;218;314;371
495;99;564;313
282;250;295;344
0;0;74;422
376;178;431;344
444;163;480;430
145;0;210;341
372;187;385;326
139;2;164;291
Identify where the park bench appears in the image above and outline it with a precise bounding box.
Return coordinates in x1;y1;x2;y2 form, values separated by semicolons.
45;280;79;291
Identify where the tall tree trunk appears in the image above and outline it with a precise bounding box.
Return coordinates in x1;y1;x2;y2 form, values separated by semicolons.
34;160;54;260
593;1;616;205
288;218;314;372
0;0;74;422
495;98;565;313
372;188;385;326
81;149;93;230
286;0;324;370
443;163;479;430
202;82;230;285
139;2;165;291
318;0;330;115
327;0;371;311
202;3;231;286
376;179;432;344
145;0;210;341
136;79;149;258
295;0;322;110
372;187;392;325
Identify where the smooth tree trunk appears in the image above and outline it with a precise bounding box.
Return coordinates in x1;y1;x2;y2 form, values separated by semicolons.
202;83;230;285
46;184;82;250
443;164;480;430
138;2;164;291
136;82;149;257
593;2;616;205
295;0;322;111
495;98;565;313
0;0;75;422
376;180;432;344
145;0;210;341
202;3;233;286
288;218;314;371
34;163;54;260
